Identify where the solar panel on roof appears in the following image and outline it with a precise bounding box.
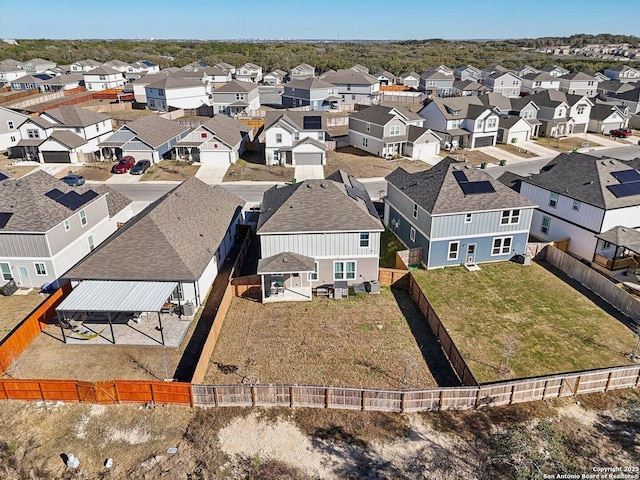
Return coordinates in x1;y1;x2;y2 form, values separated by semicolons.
45;188;65;201
607;183;640;198
452;170;468;183
611;170;640;184
460;181;496;195
0;172;8;181
57;190;99;210
0;212;12;229
303;116;322;130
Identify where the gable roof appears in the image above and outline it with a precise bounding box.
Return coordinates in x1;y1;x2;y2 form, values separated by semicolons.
106;115;188;148
385;157;536;215
257;171;383;234
42;105;110;127
285;77;335;90
350;104;421;126
47;130;87;149
264;110;327;132
321;69;379;85
146;74;205;90
423;96;493;120
200;114;252;147
479;92;513;111
521;72;557;82
589;103;626;121
65;177;244;282
213;79;258;93
560;71;598;82
521;152;640;209
83;66;123;76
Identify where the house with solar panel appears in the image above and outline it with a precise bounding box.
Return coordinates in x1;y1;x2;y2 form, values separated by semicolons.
510;153;640;268
262;111;329;166
0;170;133;289
256;171;384;302
384;157;536;269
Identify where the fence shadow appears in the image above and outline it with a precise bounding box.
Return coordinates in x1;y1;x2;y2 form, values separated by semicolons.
391;287;460;387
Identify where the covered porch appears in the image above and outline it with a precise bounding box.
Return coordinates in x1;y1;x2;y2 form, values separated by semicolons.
13;139;44;162
55;280;195;347
257;252;315;303
593;226;640;273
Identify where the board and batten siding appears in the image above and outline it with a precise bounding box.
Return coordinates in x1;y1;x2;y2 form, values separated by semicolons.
520;182;604;232
260;232;381;259
602;205;640;232
385;184;432;236
429;232;529;268
0;233;50;258
47;198;110;256
430;208;534;239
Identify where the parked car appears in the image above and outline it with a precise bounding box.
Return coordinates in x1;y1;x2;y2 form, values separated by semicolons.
112;156;136;174
610;128;632;138
60;174;85;186
130;159;151;175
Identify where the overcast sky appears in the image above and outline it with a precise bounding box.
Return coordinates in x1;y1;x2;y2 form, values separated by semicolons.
2;0;639;40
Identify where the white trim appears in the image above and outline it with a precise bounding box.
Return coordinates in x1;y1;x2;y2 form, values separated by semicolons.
464;213;472;223
433;229;530;242
409;227;416;242
34;262;47;276
0;262;12;281
308;261;319;281
491;236;513;256
257;228;384;236
359;232;370;248
79;209;87;227
430;205;537;217
448;241;459;260
333;260;357;281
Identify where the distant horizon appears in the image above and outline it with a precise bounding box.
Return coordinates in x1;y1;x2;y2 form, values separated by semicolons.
2;0;638;41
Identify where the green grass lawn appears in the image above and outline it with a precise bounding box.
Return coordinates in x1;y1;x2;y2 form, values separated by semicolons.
413;261;638;383
379;229;406;268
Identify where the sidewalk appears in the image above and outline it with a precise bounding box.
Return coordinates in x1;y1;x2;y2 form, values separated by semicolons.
294;164;324;181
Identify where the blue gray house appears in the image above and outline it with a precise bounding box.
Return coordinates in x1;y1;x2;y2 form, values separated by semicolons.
384;157;537;269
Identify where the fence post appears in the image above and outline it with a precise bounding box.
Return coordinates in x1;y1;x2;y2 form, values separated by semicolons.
400;392;406;412
213;386;219;407
37;381;45;401
636;369;640;388
439;390;445;410
574;375;582;394
325;388;330;408
150;383;156;404
289;386;294;407
475;388;482;408
189;385;195;408
251;386;257;407
542;379;549;399
509;384;516;405
361;390;366;411
605;371;614;391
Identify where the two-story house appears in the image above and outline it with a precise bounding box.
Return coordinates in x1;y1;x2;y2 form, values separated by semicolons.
418;96;499;149
289;63;315;80
588;103;629;134
483;71;521;98
558;72;599;97
256;170;384;302
20;58;56;74
375;69;396;86
262;111;329;166
132;70;174;104
210;80;260;116
70;59;102;73
520;72;561;94
399;72;421;89
514;153;640;265
145;74;208;111
455;65;482;82
480;64;509;80
604;87;640;115
452;80;487;97
603;65;640;83
83;66;126;91
526;90;593;136
0;170;133;288
539;65;570;78
510;65;540;78
419;69;455;97
263;69;287;86
320;69;381;106
348;105;441;160
385;157;536;269
235;62;263;83
0;60;27;87
0;106;28;152
175;114;253;164
281;77;340;110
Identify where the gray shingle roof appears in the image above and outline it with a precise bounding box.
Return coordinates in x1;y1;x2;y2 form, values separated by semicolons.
320;69;378;85
560;72;597;81
0;170;106;232
105;115;189;148
43;105;111;127
197;115;252;148
65;177;244;282
285;77;335;90
213;79;258;93
257;252;315;274
146;74;204;90
522;153;640;209
589;103;626;121
257;171;383;234
385;157;536;215
350;104;422;126
83;66;122;76
596;226;640;254
425;96;492;121
48;130;87;149
264;111;327;132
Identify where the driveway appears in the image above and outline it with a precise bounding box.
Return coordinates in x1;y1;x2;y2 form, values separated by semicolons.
195;163;228;184
583;133;634;149
105;172;142;184
37;163;72;176
518;140;559;158
481;146;532;164
294;164;324;181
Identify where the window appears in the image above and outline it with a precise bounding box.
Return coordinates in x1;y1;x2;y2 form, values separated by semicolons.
549;192;558;208
317;132;324;141
171;283;184;302
557;108;564;117
10;136;15;142
492;237;512;255
308;262;319;281
88;235;95;251
99;75;106;80
359;232;370;248
34;263;47;276
448;241;459;260
79;209;87;227
351;95;356;101
390;125;400;136
275;133;282;144
602;241;611;250
0;263;11;281
291;88;295;95
75;128;81;134
487;117;497;129
334;261;356;280
347;84;351;91
410;227;416;242
465;213;472;223
362;137;368;147
541;216;551;235
412;203;418;218
366;123;370;132
572;200;580;211
577;106;585;115
27;129;39;139
501;209;520;225
64;219;70;231
158;89;165;97
7;121;14;129
293;131;299;141
235;93;245;101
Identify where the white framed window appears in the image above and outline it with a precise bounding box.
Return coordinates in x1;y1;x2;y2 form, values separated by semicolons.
577;106;585;115
10;135;15;142
541;216;550;235
27;129;39;139
351;95;356;101
171;283;184;302
308;262;319;281
501;209;520;225
465;213;472;223
235;93;245;101
158;89;165;97
448;241;459;260
317;132;324;141
366;123;370;132
99;75;106;80
362;137;368;147
64;219;70;231
34;263;47;276
291;88;295;95
7;121;14;129
334;261;356;280
549;192;558;208
412;203;418;219
602;241;611;250
487;117;497;128
572;200;580;211
410;227;416;242
293;131;299;141
88;235;95;251
359;232;370;248
0;262;11;281
347;84;351;91
390;125;400;135
492;236;512;256
275;133;282;144
79;209;87;227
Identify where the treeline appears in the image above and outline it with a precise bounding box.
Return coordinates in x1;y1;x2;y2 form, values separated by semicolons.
0;36;637;76
515;33;640;49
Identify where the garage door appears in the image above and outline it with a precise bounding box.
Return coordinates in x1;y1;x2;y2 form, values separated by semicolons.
508;131;529;144
603;123;624;134
200;150;231;164
573;124;586;134
294;153;323;165
42;151;71;163
125;151;154;162
473;136;494;148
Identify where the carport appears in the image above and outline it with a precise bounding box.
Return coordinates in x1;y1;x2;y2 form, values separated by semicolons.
55;280;180;346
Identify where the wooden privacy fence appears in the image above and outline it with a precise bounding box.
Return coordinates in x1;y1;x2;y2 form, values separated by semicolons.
378;267;410;287
543;245;640;323
0;283;72;375
408;274;478;386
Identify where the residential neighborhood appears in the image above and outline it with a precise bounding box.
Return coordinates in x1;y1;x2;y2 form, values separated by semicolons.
1;23;640;479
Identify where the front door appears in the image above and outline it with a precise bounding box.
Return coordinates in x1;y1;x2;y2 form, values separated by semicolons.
17;267;30;288
466;244;476;264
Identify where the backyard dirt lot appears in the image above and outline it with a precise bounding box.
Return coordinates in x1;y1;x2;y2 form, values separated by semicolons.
54;161;113;181
140;160;200;182
224;151;292;182
443;149;499;166
534;136;601;153
413;261;638;383
324;146;432;178
0;291;50;341
204;287;457;389
494;143;537;159
0;155;37;178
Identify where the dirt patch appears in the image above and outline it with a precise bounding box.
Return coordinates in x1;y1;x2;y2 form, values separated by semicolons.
534;135;602;152
0;291;50;341
0;155;37;178
444;148;499;166
494;143;537;158
55;161;114;181
139;160;199;182
324;146;431;179
224;151;292;182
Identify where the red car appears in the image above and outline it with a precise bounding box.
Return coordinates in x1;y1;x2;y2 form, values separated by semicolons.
111;156;136;174
610;128;632;138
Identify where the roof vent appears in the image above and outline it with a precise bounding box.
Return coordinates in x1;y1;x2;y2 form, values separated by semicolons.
464;165;471;169
601;161;607;165
307;183;314;188
175;191;182;197
15;181;22;187
610;160;615;165
282;258;288;263
320;183;327;188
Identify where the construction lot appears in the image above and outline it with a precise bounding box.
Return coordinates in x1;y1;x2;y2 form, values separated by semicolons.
204;287;457;389
413;261;638;383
